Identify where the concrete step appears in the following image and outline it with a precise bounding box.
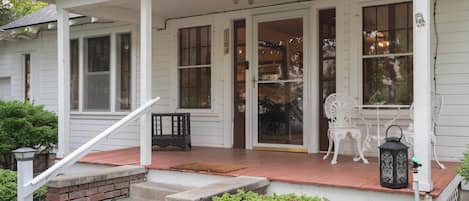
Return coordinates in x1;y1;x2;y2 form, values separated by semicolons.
130;182;192;201
120;198;153;201
166;176;270;201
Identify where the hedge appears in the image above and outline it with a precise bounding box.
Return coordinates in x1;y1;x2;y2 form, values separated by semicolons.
0;169;47;201
213;190;329;201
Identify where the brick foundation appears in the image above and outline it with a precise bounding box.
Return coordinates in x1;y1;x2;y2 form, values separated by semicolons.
46;166;147;201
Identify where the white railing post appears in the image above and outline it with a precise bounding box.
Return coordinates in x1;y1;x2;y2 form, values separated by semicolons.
140;0;153;166
57;6;71;158
13;148;36;201
413;0;433;192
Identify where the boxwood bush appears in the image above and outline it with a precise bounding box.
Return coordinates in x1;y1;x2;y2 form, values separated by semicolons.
213;190;329;201
0;169;47;201
0;101;57;169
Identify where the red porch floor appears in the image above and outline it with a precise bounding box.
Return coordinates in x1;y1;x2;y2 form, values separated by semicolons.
79;147;460;198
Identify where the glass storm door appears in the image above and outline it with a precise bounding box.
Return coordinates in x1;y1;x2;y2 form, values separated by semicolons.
253;12;305;149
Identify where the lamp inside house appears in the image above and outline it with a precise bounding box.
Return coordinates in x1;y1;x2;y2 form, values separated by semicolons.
379;125;409;189
12;147;37;161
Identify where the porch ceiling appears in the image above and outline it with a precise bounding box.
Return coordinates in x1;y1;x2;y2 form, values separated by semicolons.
63;0;309;28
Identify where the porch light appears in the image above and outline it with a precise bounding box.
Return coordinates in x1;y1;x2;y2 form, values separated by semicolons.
379;125;409;189
12;147;37;161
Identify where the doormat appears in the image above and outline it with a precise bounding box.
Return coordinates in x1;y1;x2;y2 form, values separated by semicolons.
170;162;247;173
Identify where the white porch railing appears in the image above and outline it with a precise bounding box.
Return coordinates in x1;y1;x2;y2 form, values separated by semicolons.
16;97;160;201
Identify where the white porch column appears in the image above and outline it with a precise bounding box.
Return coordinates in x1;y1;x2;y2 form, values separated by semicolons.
57;7;71;158
140;0;153;166
413;0;433;192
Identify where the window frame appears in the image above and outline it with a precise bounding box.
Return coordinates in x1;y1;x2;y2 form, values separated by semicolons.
359;0;414;107
70;27;137;115
176;25;214;111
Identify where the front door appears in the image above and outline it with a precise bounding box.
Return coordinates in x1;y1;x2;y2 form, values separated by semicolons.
252;11;306;150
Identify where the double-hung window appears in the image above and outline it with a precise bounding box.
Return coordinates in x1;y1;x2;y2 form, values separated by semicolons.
70;33;133;112
362;2;413;105
85;36;111;111
178;26;212;109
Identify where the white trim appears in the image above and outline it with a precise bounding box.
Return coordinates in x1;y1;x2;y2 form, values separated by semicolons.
169;18;217;114
139;0;153;166
310;0;344;154
78;38;84;112
71;26;136;114
57;8;71;157
413;0;433;192
362;53;413;59
350;0;414;106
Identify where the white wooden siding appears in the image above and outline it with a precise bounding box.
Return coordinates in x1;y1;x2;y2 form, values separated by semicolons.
433;0;469;161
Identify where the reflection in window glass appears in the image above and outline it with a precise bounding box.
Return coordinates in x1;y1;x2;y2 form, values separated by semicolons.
362;2;413;105
257;18;304;145
116;33;132;111
363;56;413;105
71;39;79;110
178;26;211;108
24;54;31;102
85;36;110;111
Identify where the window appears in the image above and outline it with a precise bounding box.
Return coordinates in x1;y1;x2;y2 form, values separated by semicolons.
24;54;31;102
84;36;111;111
362;2;413;105
116;33;132;111
71;39;79;110
71;33;133;112
178;26;211;109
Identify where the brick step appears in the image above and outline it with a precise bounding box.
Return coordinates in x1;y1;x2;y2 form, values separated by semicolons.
129;182;192;201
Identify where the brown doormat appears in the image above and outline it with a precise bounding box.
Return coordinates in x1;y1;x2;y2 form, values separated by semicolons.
170;162;247;173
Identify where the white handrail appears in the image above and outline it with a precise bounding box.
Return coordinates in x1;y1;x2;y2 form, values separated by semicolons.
22;97;160;196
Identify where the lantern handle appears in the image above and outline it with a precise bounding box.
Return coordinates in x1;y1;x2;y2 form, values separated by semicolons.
385;125;403;142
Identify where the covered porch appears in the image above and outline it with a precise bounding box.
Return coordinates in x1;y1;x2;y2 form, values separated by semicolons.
77;147;461;200
52;0;439;195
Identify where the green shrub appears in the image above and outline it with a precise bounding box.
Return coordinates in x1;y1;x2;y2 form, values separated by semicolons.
458;147;469;181
0;169;47;201
0;101;57;168
212;190;329;201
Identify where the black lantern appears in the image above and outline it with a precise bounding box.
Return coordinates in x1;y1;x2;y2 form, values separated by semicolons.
379;125;409;189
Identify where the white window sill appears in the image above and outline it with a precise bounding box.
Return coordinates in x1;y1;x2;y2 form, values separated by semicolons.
70;111;131;120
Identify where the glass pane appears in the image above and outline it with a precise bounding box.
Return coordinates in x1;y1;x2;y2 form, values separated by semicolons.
394;3;408;29
179;68;211;108
85;36;110;111
322;59;336;81
363;2;413;55
258;18;303;81
179;26;211;66
258;82;303;145
363;56;413;105
390;30;409;53
85;74;110;111
87;36;110;72
116;33;132;111
319;5;336;102
376;31;390;54
70;39;79;110
363;7;377;32
377;6;389;31
24;54;30;102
